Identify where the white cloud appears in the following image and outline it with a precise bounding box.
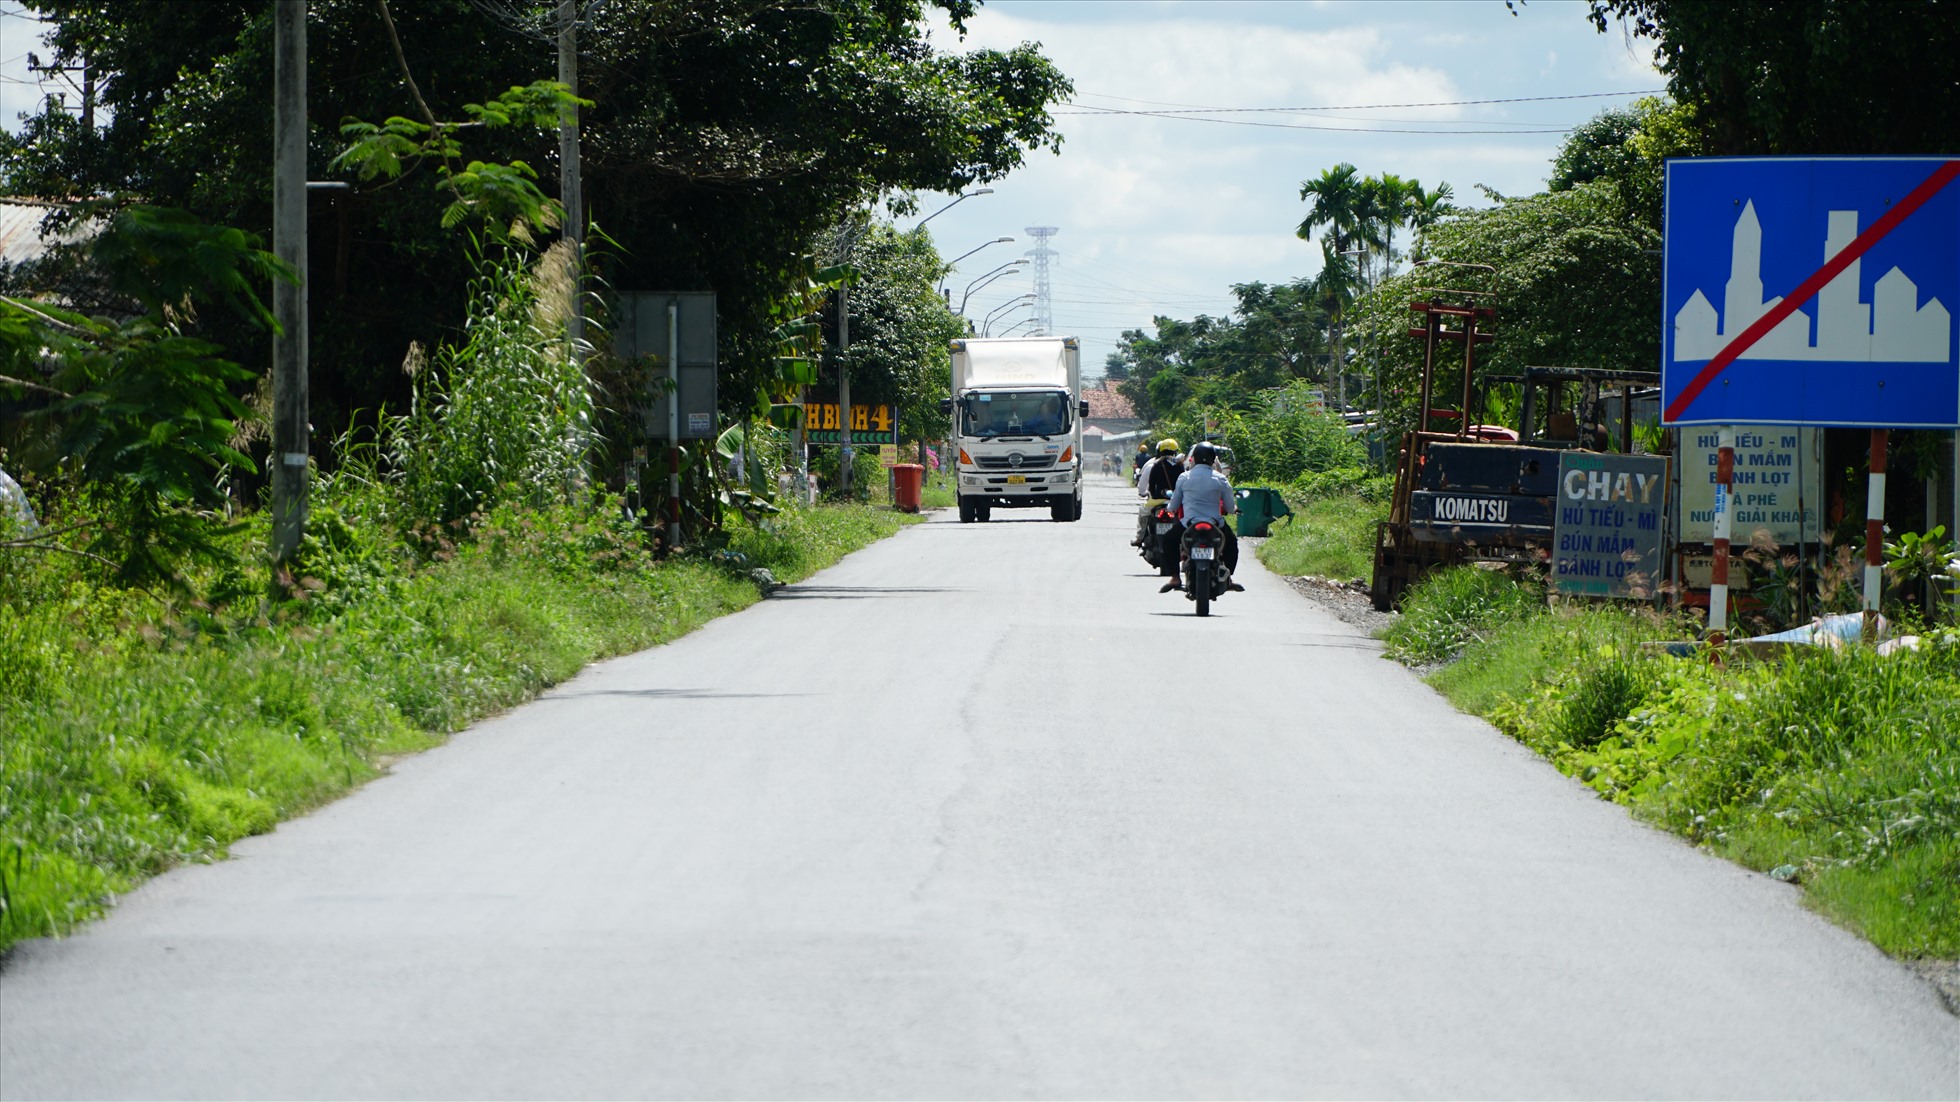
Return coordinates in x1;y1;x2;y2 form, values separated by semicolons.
917;1;1667;374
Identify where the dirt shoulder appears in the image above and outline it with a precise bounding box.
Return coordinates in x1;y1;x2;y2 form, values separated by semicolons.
1277;572;1397;637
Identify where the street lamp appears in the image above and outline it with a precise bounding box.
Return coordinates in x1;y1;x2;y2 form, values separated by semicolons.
938;236;1015;294
1413;259;1496;273
982;294;1036;336
958;259;1028;313
914;186;994;230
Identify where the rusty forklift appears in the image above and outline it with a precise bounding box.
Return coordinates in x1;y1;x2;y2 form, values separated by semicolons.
1369;295;1662;611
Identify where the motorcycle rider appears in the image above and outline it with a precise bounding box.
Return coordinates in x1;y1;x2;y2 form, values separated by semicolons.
1160;442;1244;593
1133;438;1182;556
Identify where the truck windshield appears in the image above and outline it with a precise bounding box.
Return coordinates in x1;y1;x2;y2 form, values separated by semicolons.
962;391;1071;438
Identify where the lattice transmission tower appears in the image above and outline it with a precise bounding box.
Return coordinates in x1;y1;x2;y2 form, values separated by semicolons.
1024;226;1059;336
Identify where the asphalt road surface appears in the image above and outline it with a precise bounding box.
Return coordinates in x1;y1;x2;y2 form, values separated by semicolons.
2;476;1955;1099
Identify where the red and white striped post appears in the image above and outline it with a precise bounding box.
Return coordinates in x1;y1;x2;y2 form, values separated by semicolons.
1864;429;1889;642
1707;426;1735;651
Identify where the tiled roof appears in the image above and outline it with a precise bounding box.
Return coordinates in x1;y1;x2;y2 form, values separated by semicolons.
1083;383;1135;420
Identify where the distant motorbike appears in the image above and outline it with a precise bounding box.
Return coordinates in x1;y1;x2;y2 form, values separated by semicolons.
1180;520;1232;617
1136;503;1179;577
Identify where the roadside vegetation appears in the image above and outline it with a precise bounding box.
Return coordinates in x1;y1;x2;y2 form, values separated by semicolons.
1384;565;1960;960
0;223;925;953
1142;382;1388;582
0;488;911;952
1103;1;1960;971
1;1;1076;953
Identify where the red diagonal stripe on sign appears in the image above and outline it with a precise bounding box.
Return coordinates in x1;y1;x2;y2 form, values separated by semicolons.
1666;159;1960;423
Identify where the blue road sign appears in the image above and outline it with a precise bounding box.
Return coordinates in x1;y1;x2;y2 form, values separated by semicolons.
1662;157;1960;428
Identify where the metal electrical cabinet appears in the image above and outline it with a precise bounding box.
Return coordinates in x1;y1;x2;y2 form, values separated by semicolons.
615;291;718;441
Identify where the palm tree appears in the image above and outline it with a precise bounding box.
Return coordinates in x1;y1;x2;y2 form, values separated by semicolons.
1406;181;1455;263
1296;163;1379;257
1362;172;1416;281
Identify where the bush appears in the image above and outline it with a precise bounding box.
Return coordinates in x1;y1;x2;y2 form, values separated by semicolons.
1285;465;1393;504
384;241;592;526
1382;566;1544;664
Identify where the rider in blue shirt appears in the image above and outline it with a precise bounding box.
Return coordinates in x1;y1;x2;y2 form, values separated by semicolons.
1161;442;1243;592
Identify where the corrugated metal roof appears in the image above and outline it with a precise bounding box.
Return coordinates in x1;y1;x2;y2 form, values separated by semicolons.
0;200;96;268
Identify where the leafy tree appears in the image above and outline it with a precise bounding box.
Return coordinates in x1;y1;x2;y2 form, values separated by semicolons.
1294;164;1453;408
1349;180;1661;438
3;0;1070;469
1548;96;1702;232
1221;280;1327;388
1547;107;1642;193
1;206;295;586
1110;285;1331;425
820;222;967;444
1588;0;1960;156
331;79;588;243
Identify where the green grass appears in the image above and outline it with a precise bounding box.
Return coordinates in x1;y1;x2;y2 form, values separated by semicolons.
1394;566;1960;960
1380;565;1548;665
0;499;913;952
920;468;957;509
1252;490;1385;581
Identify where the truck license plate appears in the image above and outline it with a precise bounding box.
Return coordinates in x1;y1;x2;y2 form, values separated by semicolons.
1154;522;1173;534
1006;475;1026;484
1191;546;1215;560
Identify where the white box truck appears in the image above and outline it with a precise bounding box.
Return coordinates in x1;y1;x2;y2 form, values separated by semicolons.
943;336;1087;523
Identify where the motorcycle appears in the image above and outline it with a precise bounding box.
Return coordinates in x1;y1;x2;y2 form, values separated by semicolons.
1136;503;1180;577
1180;520;1232;617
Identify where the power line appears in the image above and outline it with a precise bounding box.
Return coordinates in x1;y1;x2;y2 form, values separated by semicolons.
1067;88;1664;114
1057;87;1664;134
1056;107;1573;135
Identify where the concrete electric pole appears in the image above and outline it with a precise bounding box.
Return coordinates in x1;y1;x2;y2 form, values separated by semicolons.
557;0;583;358
271;0;308;565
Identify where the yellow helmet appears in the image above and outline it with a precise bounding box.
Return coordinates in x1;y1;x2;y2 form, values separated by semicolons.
1157;438;1179;454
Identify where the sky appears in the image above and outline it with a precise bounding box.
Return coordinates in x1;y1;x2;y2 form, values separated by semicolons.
915;0;1665;376
0;2;61;135
0;0;1666;378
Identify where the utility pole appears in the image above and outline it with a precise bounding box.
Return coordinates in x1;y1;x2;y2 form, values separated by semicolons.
838;283;852;497
25;50;93;130
557;0;583;359
271;0;308;565
667;301;681;549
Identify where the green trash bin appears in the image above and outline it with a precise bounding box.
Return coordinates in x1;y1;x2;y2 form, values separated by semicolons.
1263;488;1294;529
1233;487;1292;537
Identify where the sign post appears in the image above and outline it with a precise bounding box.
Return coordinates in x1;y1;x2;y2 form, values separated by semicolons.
1709;429;1734;647
1662;156;1960;641
1865;431;1888;641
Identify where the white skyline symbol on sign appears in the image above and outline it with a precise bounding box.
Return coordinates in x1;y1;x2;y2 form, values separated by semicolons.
1673;201;1952;363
